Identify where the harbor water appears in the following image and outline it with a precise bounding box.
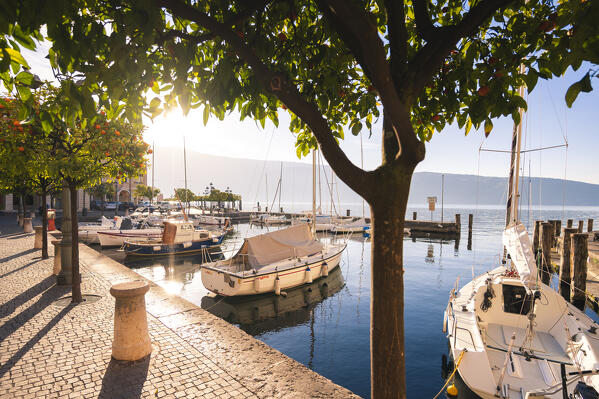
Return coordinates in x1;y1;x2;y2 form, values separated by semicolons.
96;205;598;398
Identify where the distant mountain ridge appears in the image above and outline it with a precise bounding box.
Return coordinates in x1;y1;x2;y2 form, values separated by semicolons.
150;148;599;207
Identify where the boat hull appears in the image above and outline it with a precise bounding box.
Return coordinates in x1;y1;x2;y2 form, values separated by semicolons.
124;234;224;257
201;247;344;296
97;229;162;248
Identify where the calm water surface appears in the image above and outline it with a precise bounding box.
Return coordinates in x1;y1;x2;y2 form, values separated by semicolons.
97;206;599;398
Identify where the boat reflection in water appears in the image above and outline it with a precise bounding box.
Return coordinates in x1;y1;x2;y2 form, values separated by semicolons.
201;265;345;335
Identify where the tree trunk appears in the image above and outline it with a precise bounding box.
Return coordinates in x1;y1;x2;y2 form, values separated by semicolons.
370;165;413;399
69;183;82;303
41;188;48;259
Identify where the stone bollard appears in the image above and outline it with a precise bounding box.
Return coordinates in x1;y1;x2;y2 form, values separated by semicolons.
51;240;61;275
34;226;43;249
110;281;152;361
23;217;33;233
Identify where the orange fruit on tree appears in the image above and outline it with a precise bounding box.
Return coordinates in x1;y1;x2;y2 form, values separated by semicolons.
18;146;24;151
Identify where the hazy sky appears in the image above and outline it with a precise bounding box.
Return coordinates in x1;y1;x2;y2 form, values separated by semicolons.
22;39;599;185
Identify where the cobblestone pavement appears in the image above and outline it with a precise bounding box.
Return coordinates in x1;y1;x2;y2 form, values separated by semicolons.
0;217;358;399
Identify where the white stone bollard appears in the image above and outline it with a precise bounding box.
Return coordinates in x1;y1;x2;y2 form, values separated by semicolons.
23;218;33;233
110;281;152;361
34;226;43;249
51;240;61;275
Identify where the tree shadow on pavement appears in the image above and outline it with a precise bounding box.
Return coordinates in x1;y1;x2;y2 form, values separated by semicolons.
0;302;75;379
0;279;71;341
0;258;42;279
0;248;37;264
99;356;151;399
0;275;57;318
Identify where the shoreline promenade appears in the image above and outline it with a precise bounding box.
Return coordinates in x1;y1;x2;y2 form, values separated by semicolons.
0;215;357;399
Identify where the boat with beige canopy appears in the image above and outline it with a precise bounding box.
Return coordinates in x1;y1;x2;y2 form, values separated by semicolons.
201;223;346;296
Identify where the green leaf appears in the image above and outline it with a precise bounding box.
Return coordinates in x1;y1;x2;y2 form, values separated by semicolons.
580;73;593;93
15;71;33;86
203;104;210;125
351;122;362;135
484;119;493;137
5;48;28;67
16;85;31;101
565;82;581;108
464;118;472;136
40;110;53;133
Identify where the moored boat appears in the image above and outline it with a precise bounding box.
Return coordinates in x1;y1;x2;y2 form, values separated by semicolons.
124;220;225;257
330;218;370;234
201;223;346;296
97;228;163;248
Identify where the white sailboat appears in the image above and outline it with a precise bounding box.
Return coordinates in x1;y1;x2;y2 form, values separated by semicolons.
444;82;599;397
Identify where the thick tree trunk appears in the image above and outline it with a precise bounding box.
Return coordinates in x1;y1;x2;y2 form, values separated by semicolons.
69;183;82;303
41;189;48;259
370;164;414;399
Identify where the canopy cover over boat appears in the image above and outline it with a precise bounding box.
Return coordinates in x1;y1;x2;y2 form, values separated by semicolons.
502;221;538;291
234;223;323;270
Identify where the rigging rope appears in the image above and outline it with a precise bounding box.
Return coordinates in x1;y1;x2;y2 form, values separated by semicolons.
432;350;466;399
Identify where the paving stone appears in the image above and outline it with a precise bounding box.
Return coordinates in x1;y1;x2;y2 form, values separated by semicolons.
0;215;357;399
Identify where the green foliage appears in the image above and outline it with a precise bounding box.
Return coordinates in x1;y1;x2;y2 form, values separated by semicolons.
1;0;596;149
133;184;160;200
0;83;150;194
174;188;195;203
87;182;115;200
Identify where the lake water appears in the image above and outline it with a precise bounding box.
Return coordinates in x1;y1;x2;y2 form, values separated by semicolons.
96;205;599;398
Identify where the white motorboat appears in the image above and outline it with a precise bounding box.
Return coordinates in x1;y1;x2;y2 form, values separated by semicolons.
201;223;346;296
444;222;599;398
249;213;288;225
97;228;163;248
78;216;120;243
192;214;230;226
330;218;370;234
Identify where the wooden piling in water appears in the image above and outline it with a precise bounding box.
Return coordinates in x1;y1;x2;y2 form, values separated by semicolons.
413;212;417;220
346;209;350;217
548;220;560;248
467;214;473;247
533;220;542;258
540;222;553;285
559;228;578;302
570;233;589;311
567;219;573;228
455;214;461;233
588;219;594;232
577;220;584;233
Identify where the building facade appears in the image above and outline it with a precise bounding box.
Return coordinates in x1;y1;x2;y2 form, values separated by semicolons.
0;171;148;213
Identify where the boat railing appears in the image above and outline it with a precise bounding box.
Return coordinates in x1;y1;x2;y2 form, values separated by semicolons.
448;302;477;349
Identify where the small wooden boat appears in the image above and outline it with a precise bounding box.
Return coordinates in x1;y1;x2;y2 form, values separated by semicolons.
201;223;346;296
124;220;224;257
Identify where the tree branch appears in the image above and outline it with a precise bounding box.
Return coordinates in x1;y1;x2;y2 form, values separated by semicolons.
154;0;376;197
385;0;409;80
316;0;424;165
407;0;516;96
413;0;437;42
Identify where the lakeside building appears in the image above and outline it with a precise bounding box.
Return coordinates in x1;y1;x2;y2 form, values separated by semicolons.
0;172;147;213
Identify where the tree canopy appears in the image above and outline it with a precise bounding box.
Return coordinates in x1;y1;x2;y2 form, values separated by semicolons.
1;0;598;397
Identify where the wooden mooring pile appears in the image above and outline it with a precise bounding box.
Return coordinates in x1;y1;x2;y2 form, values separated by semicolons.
531;217;598;311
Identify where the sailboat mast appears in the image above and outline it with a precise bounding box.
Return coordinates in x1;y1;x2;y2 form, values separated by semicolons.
279;162;282;212
265;174;268;213
151;141;155;205
312;149;316;234
360;131;365;219
183;137;188;210
505;64;526;226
